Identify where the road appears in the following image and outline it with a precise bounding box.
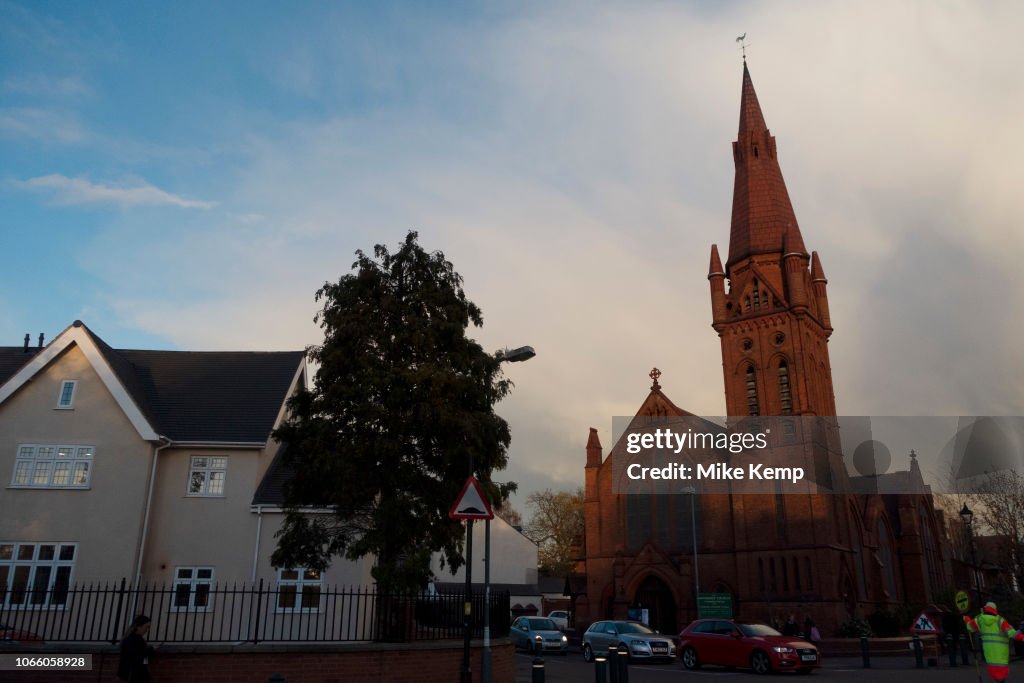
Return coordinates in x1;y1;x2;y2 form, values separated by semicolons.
513;650;1015;683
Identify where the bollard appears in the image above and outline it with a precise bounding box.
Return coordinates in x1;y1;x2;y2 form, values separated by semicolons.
607;646;619;683
532;657;545;683
960;633;970;665
268;675;285;683
617;645;630;683
595;657;608;683
860;635;870;668
912;633;923;668
947;634;957;667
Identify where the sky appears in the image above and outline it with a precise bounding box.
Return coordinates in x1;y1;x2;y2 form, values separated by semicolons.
2;1;1024;510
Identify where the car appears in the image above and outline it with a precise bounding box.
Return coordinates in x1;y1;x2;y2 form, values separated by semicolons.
678;619;820;674
547;610;571;631
511;616;569;655
582;620;676;663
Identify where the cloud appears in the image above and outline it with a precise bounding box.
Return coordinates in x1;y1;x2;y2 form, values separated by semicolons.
12;174;216;209
3;74;93;98
0;107;87;143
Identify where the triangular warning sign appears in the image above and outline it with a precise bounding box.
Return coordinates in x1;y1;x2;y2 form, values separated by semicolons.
910;611;939;633
449;476;494;520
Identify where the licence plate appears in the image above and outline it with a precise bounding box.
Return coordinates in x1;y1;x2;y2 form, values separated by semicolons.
800;655;817;662
653;647;668;653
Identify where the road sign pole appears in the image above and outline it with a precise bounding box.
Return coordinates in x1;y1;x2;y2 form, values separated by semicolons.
461;518;474;683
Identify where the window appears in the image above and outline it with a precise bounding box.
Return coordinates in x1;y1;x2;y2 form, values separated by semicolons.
56;380;77;409
187;456;227;496
778;361;792;415
0;542;75;608
11;445;93;489
172;567;214;611
276;568;321;612
745;366;760;416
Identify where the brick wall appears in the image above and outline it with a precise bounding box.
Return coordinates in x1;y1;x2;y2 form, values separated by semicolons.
6;640;514;683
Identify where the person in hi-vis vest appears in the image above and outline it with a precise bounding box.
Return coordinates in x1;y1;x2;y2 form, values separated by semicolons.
965;602;1024;682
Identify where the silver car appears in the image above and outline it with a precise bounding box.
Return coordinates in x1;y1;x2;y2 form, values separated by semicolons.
583;620;677;663
511;616;569;655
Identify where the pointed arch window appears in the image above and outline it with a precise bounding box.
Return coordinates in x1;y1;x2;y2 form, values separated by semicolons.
745;366;760;416
878;519;898;598
778;361;792;415
752;280;761;308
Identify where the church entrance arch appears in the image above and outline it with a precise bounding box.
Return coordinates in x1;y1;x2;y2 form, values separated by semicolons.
632;574;677;635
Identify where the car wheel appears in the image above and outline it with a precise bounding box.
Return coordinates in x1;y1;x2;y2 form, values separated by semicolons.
583;644;594;663
750;650;772;675
681;646;701;670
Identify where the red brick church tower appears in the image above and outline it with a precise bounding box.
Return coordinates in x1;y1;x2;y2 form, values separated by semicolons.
574;61;951;637
711;61;836;421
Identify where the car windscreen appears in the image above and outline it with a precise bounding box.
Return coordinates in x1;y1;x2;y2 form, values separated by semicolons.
739;623;783;637
617;622;655;634
529;619;557;631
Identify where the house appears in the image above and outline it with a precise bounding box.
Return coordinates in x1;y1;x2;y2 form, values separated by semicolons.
430;514;542;616
0;321;372;627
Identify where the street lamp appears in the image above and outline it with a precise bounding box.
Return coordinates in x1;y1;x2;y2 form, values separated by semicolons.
474;345;535;683
960;504;983;610
682;485;700;618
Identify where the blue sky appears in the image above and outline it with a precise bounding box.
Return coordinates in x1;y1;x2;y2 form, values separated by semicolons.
3;1;1024;505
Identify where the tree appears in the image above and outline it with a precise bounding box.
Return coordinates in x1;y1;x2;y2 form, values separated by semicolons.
975;470;1024;592
493;500;523;529
271;231;515;593
524;488;585;576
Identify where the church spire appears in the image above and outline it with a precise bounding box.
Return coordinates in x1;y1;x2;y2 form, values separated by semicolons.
728;62;805;270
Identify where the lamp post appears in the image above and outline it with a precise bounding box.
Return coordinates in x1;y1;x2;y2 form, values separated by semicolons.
682;485;700;617
478;345;535;683
960;504;983;610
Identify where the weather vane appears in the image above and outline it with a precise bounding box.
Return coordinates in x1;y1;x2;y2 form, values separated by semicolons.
736;33;748;61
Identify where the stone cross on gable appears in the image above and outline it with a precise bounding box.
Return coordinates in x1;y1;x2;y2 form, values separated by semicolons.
649;367;662;390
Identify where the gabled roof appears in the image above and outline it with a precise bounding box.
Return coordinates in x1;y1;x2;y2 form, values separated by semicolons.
0;321;304;444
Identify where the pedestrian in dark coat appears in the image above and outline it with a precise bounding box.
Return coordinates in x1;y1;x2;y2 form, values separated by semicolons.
118;615;154;683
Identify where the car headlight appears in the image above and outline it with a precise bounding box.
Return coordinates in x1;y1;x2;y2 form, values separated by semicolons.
535;635;543;641
562;635;568;643
631;640;652;651
773;646;794;654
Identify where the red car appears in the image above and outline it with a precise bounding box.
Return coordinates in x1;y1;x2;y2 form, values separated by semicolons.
678;619;820;674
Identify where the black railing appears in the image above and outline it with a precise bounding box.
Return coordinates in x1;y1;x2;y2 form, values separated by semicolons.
0;579;510;644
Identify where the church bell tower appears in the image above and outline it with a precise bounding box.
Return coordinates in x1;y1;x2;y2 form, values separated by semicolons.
709;62;837;419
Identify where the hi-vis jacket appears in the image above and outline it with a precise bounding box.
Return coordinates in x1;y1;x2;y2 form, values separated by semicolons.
965;613;1023;665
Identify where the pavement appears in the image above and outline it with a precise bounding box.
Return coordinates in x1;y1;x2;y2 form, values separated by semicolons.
514;649;1024;683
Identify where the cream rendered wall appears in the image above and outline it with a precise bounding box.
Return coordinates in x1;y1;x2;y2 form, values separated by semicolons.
431;515;538;585
0;345;153;581
251;512;374;586
142;446;263;584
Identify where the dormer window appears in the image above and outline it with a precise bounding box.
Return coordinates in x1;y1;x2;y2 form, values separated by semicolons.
56;380;77;409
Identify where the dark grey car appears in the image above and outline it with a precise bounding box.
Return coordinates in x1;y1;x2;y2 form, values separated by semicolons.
582;620;676;663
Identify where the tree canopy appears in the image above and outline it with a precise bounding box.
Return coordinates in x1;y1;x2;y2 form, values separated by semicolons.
524;488;585;577
271;231;515;592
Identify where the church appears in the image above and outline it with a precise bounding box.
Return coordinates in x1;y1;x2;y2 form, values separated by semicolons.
574;62;951;636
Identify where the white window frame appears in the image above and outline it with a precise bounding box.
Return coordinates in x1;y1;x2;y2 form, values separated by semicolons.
10;445;94;489
55;380;77;409
0;542;76;609
275;568;322;613
171;566;215;612
186;455;227;497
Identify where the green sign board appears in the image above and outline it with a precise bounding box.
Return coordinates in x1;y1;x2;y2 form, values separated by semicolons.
955;590;970;613
698;593;733;619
